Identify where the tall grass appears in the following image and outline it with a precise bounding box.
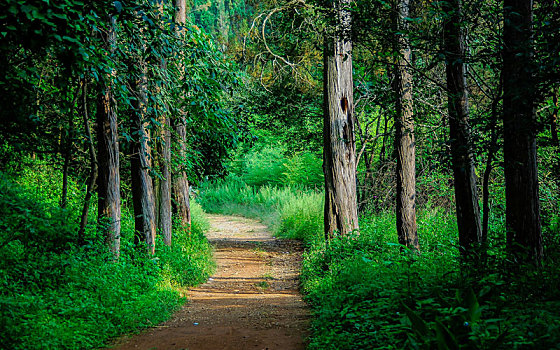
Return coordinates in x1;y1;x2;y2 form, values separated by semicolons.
198;176;323;242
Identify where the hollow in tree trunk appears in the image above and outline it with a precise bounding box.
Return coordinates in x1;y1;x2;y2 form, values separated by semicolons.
323;0;359;239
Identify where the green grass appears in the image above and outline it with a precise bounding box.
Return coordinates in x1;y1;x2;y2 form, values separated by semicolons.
198;176;560;350
0;165;214;349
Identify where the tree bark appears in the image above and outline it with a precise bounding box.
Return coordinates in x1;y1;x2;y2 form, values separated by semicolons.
393;0;419;250
323;0;359;239
172;0;192;231
78;80;98;245
443;0;482;253
131;58;157;254
96;17;121;259
503;0;542;261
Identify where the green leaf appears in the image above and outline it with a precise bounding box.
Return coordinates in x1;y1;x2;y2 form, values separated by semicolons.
401;302;429;337
435;320;458;350
465;288;481;322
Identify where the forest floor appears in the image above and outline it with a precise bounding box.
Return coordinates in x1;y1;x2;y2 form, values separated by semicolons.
109;214;310;350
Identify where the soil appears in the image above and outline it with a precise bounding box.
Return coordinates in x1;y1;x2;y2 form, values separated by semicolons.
108;214;310;350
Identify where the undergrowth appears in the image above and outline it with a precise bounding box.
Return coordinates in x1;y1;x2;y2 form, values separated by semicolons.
198;176;560;349
0;165;214;350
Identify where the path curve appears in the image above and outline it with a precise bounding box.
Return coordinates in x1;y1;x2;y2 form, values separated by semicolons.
112;214;309;350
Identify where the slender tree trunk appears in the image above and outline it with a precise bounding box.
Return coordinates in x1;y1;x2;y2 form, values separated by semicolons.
443;0;482;253
503;0;542;261
158;115;173;245
379;114;389;163
97;17;121;259
60;88;80;209
173;0;192;231
323;0;359;239
482;77;502;245
79;81;98;245
130;58;156;254
61;120;72;209
393;0;419;250
150;0;173;246
552;89;559;147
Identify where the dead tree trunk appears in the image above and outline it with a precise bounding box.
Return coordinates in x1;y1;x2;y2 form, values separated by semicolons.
323;0;359;239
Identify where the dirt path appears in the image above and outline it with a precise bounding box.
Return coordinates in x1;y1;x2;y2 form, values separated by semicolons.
111;214;309;350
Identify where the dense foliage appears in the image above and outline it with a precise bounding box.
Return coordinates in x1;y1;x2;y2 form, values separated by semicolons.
0;160;213;349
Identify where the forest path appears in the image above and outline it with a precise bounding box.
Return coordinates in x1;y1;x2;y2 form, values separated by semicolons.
111;214;309;350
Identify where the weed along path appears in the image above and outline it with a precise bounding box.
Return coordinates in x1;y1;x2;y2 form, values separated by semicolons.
112;214;309;350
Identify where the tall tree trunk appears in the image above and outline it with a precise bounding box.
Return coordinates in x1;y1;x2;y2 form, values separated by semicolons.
323;0;359;239
173;0;192;231
130;59;156;254
97;17;121;259
393;0;419;250
503;0;542;261
78;81;98;245
153;2;173;246
443;0;482;253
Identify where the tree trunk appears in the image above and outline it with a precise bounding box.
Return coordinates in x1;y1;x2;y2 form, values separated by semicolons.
393;0;419;250
443;0;482;253
60;119;72;209
323;0;359;239
503;0;542;261
78;81;98;245
131;59;156;254
96;17;121;259
173;0;192;231
482;88;501;246
60;88;80;209
152;2;173;246
173;122;192;230
158;115;173;245
552;89;559;147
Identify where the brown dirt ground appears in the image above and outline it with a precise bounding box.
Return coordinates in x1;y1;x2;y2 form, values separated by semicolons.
108;214;310;350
